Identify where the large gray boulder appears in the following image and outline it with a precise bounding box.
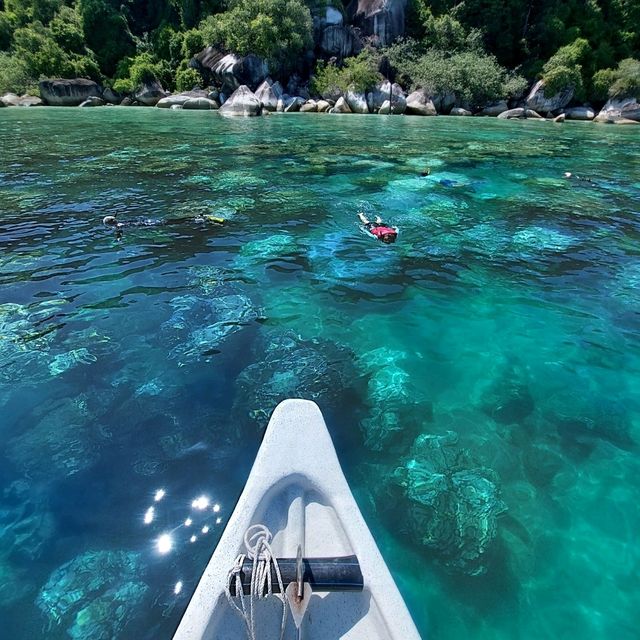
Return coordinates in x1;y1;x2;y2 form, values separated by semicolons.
192;48;268;93
479;100;508;116
350;0;407;46
450;107;472;116
284;96;306;112
345;89;369;114
14;95;43;107
183;97;218;110
255;78;283;111
134;80;168;106
594;97;640;123
156;95;192;108
332;97;352;113
39;79;101;106
320;25;362;59
102;87;123;105
379;94;406;114
157;89;210;109
405;89;437;116
525;79;573;114
1;93;21;106
219;85;262;116
565;106;595;120
433;91;455;114
497;107;543;119
367;80;405;113
300;100;318;112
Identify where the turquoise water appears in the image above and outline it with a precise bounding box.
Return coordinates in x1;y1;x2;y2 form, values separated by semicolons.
1;107;639;639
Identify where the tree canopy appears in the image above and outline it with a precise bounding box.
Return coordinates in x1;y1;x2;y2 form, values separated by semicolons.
0;0;637;102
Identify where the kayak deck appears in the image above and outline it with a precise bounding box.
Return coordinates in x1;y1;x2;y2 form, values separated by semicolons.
173;399;420;639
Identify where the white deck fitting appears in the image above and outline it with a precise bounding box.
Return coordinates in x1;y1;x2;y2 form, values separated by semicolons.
173;399;421;639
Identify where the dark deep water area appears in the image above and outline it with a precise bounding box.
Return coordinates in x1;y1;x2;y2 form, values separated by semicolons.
0;107;639;639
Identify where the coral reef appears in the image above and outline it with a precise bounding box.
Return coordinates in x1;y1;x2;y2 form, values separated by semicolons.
234;330;353;430
382;432;506;575
36;550;148;638
162;293;262;363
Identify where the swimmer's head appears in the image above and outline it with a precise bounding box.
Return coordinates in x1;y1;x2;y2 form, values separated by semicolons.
103;215;117;226
381;232;397;244
563;172;572;179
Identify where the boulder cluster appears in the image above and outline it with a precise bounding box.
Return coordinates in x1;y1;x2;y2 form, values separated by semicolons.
2;70;637;125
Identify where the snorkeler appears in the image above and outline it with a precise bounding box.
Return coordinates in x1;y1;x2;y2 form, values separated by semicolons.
103;213;224;239
563;172;595;185
358;212;398;244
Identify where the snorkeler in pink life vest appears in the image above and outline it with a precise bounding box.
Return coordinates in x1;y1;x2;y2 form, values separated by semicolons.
358;212;398;244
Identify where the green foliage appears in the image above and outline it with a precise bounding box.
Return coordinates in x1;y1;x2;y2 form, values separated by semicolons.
385;41;526;107
181;28;204;59
198;0;312;73
311;49;381;96
593;58;640;99
12;19;100;79
175;65;201;91
421;9;483;52
0;0;638;104
115;51;173;92
77;0;134;76
4;0;62;25
502;72;528;100
542;38;591;100
0;50;33;93
0;11;14;50
49;6;85;53
111;76;133;93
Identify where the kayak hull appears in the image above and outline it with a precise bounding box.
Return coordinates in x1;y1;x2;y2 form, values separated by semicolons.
173;399;421;639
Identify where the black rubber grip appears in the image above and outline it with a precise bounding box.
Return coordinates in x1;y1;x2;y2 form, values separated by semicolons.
229;555;363;596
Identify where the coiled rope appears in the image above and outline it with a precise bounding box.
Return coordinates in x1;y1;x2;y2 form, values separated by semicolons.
225;524;288;640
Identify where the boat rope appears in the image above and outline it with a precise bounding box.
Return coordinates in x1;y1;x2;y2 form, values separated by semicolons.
225;524;288;640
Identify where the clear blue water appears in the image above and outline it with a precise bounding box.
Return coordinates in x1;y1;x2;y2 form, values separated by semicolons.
1;107;639;639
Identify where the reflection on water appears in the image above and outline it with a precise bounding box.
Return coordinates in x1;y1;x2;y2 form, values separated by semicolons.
0;108;639;640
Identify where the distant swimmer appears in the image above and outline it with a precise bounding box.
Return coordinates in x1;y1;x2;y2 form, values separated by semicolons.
358;212;398;244
563;172;595;185
103;212;225;239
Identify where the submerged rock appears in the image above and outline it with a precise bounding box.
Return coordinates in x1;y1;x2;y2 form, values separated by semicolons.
0;480;55;562
478;360;535;425
549;396;634;456
37;550;148;638
388;433;506;575
357;347;424;451
7;396;102;479
163;293;262;363
234;331;353;431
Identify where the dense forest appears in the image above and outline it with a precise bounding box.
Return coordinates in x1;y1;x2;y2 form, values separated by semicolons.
0;0;638;105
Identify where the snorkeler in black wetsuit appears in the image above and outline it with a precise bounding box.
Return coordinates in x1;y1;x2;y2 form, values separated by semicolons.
103;213;224;240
